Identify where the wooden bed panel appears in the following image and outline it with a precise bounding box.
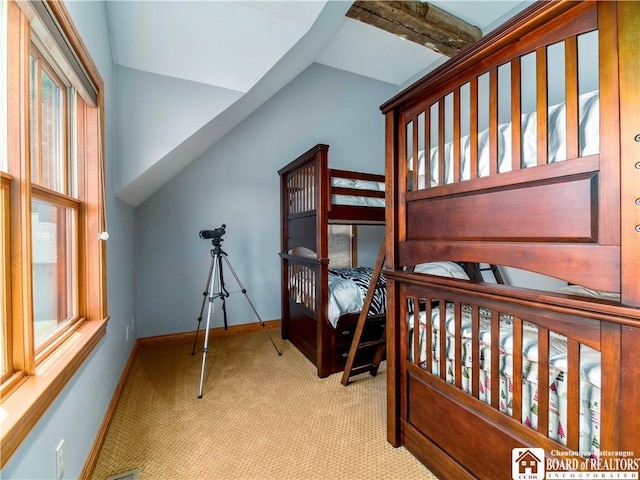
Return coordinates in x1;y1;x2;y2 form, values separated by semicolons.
285;301;318;364
407;374;528;479
619;326;640;453
328;205;385;223
285;215;317;253
398;241;620;293
406;172;598;242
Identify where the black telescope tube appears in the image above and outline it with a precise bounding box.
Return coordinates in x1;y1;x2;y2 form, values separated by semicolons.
199;224;226;240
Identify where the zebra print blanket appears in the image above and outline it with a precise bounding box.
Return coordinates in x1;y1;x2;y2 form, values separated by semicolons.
327;267;387;328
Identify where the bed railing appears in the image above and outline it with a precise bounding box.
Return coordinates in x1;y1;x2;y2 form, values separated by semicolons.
401;2;599;194
400;278;610;460
282;164;385;218
285;164;316;215
286;260;318;312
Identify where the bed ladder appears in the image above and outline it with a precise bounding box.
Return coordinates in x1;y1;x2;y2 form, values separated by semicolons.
462;262;505;284
478;263;505;284
341;241;386;386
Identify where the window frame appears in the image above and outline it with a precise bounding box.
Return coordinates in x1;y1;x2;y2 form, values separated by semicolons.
1;0;108;467
1;174;11;385
31;187;82;361
29;40;69;194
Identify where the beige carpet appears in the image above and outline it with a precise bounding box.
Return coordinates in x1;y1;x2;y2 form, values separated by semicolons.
91;330;437;480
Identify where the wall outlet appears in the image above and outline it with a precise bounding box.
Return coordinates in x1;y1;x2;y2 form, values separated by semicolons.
55;439;65;479
126;325;130;342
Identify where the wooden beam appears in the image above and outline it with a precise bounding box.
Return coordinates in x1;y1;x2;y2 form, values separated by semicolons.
346;0;482;57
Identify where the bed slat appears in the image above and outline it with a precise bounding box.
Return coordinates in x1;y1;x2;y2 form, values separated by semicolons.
489;68;498;176
454;302;462;390
536;46;548;166
470;77;479;180
512;318;523;425
537;327;550;437
565;36;579;161
566;339;580;451
510;58;522;172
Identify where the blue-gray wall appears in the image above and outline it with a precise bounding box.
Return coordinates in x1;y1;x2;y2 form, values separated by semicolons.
136;63;396;338
2;2;138;479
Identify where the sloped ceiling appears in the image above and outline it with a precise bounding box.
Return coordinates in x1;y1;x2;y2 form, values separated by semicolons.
105;0;531;207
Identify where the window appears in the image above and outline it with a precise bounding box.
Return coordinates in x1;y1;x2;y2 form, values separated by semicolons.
29;43;68;193
328;225;355;268
29;41;81;358
1;0;107;467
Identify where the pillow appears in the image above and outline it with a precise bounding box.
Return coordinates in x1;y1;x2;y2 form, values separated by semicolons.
412;261;470;280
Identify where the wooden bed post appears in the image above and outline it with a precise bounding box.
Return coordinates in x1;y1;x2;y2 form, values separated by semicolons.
617;0;640;456
617;0;640;307
384;109;402;447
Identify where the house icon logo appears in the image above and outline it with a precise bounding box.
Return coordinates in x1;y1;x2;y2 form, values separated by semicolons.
512;448;545;480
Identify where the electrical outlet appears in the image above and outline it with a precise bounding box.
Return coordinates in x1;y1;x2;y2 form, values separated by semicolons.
131;316;135;332
55;439;65;479
126;325;130;342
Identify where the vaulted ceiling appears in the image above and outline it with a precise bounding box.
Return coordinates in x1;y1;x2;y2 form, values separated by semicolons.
104;0;531;206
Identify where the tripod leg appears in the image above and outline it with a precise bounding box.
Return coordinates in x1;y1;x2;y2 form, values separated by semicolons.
218;255;229;330
198;254;220;398
221;255;282;356
192;253;216;355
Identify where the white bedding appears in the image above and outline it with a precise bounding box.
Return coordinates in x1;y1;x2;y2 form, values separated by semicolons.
410;90;600;188
332;195;385;208
289;266;386;328
290;261;470;328
332;178;385;207
327;267;386;327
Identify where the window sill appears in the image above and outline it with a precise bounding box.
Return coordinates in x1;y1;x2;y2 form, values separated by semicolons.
0;316;109;467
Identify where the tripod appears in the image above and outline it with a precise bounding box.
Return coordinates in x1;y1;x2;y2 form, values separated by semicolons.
191;236;282;398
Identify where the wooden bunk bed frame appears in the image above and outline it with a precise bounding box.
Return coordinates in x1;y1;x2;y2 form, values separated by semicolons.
381;1;640;478
279;144;386;377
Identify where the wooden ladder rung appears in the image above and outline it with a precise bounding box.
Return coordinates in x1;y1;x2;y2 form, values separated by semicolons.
358;339;385;349
348;364;381;377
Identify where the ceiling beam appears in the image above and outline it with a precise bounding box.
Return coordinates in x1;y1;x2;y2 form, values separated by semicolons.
346;1;482;57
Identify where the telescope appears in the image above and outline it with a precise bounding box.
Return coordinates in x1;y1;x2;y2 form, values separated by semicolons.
199;224;226;241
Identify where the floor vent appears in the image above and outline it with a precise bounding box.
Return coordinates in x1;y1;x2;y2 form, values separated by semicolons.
106;469;139;480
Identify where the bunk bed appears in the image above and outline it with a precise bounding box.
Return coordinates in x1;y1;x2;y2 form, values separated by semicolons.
380;1;640;478
278;144;386;377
